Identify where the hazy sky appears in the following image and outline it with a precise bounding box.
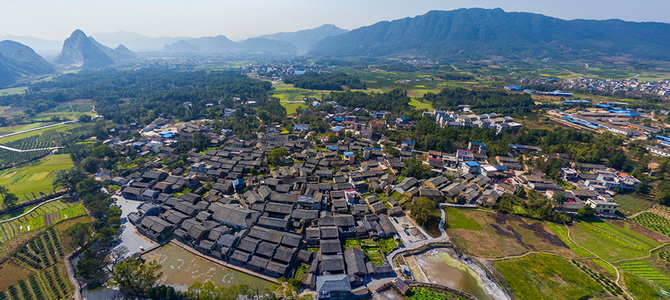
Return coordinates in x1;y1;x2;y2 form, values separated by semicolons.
2;0;669;40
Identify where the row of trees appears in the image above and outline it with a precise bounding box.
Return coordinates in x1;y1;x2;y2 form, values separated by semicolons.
284;72;366;90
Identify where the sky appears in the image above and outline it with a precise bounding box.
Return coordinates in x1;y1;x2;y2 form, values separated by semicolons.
2;0;669;40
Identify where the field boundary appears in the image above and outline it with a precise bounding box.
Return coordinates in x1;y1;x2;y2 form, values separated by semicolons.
0;196;65;225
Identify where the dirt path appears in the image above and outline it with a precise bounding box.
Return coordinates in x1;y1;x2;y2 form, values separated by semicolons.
563;223;633;299
627;204;658;219
612;242;670;264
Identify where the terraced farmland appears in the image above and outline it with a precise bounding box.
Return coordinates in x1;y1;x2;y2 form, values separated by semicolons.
0;200;85;244
617;260;670;287
631;212;670;237
0;227;72;300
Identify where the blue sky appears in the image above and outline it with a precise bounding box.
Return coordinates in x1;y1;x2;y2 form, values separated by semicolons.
2;0;669;40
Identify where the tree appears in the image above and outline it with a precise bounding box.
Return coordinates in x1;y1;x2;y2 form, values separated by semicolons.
0;185;17;207
401;158;435;180
65;222;92;248
111;257;162;299
268;147;289;166
576;206;596;219
411;197;438;226
53;167;87;193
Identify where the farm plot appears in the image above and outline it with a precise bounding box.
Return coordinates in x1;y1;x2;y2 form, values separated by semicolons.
0;227;73;299
0;200;85;244
631;212;670;237
494;253;606;300
616;260;670;287
0;154;74;205
568;220;661;262
444;208;574;258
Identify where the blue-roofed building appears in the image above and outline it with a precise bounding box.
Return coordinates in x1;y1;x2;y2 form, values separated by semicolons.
468;142;488;154
343;151;354;156
401;141;415;152
461;161;481;174
327;146;339;151
294;124;310;132
596;104;613;109
563;99;590;104
159;131;174;139
504;85;523;91
294;70;306;75
331;126;342;132
656;135;670;142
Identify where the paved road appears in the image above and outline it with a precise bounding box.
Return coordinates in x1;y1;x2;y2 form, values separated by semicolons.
388;207;449;272
0;120;76;140
0;196;65;224
0;144;62;152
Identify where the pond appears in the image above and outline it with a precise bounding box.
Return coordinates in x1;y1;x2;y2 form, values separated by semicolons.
142;243;275;292
411;249;497;300
114;196;157;257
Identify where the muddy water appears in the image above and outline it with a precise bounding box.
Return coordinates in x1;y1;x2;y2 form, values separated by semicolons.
414;250;491;300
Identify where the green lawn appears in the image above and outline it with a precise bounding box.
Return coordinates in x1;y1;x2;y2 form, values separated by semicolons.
494;253;606;300
0;154;73;204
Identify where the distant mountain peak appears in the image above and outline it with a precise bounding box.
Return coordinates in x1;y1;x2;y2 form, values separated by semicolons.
55;29;136;69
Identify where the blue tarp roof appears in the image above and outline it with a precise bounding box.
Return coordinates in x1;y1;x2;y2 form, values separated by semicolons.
402;141;416;145
465;161;480;167
343;151;354;156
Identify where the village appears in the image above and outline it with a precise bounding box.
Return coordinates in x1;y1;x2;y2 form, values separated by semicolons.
93;95;647;298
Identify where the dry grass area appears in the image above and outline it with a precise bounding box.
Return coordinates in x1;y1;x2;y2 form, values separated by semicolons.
446;208;575;258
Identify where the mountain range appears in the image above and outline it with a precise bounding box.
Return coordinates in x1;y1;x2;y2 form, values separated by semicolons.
309;8;670;61
256;24;348;55
162;25;347;55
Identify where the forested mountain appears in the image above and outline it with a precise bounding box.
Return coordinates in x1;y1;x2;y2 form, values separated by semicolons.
0;40;55;86
54;29;136;69
256;24;348;54
309;8;670;61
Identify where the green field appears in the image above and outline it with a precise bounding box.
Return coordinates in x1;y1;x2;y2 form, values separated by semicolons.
0;154;73;204
0;123;78;144
0;123;54;136
494;253;606;300
0;200;85;244
631;212;670;237
622;271;669;299
0;87;27;96
617;260;670;287
614;193;656;214
0;217;91;299
445;207;483;231
566;220;660;262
